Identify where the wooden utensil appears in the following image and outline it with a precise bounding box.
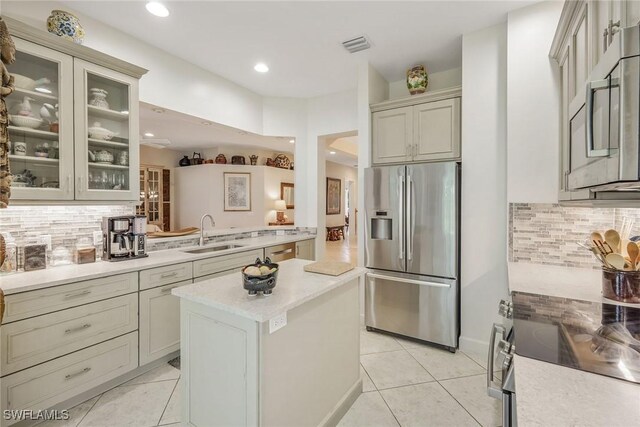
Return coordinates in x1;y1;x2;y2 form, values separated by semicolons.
622;239;632;258
604;229;621;254
591;231;604;244
606;253;626;270
628;242;639;269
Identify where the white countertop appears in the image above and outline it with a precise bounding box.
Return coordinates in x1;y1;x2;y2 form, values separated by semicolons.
515;354;640;426
172;259;365;322
508;261;640;307
0;234;315;295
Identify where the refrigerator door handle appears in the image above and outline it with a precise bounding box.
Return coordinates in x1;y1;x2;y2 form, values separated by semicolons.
398;175;405;260
367;273;451;288
407;175;413;261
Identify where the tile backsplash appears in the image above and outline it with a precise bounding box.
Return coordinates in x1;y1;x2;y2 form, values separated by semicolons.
0;205;135;249
509;203;640;268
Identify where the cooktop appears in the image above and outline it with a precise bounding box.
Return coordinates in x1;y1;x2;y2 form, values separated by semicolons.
512;292;640;384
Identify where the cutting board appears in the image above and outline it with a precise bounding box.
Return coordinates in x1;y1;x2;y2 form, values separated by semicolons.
148;227;200;238
303;261;354;276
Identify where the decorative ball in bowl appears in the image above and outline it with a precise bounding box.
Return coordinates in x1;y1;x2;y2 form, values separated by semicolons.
242;257;279;296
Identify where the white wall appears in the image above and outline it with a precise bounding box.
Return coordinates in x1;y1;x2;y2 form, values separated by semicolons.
507;1;563;203
325;161;358;228
460;23;509;355
174;164;293;229
388;67;462;100
3;1;264;134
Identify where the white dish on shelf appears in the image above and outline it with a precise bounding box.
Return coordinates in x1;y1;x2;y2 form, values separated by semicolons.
94;161;114;165
12;74;51;92
9;115;43;129
87;122;117;140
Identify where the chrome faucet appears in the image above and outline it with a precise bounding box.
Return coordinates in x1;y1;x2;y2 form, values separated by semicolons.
199;214;215;246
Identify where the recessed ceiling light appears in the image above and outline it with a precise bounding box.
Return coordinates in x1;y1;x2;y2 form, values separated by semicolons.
35;87;52;94
329;151;336;155
146;2;169;17
254;63;269;73
289;139;295;144
144;132;155;137
201;121;212;126
152;107;166;114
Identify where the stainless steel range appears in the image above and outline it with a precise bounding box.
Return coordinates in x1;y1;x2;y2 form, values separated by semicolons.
364;162;460;351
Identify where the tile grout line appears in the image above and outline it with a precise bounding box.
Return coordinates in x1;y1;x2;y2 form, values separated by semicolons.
75;393;102;427
376;390;402;427
436;380;484;427
156;375;180;426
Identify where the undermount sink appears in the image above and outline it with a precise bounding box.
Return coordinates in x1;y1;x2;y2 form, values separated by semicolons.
182;244;243;254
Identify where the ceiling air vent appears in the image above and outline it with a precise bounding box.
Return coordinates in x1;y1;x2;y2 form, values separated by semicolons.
342;36;371;53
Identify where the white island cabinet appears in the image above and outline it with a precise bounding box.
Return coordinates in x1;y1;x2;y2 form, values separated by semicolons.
173;259;364;427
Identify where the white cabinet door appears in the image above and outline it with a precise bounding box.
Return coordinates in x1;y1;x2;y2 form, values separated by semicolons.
295;239;315;260
73;59;139;201
6;38;74;201
413;98;461;161
139;280;190;365
372;107;412;164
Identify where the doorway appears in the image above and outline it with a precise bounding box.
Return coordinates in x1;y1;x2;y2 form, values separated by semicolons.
321;132;358;265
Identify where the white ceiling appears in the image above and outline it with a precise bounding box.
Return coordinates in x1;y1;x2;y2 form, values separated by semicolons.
325;135;357;167
62;1;534;98
139;102;295;152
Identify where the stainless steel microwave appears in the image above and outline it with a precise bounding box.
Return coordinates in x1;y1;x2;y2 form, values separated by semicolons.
568;24;640;193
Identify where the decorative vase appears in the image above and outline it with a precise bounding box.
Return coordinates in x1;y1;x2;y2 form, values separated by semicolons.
47;10;85;44
406;65;428;95
89;88;109;110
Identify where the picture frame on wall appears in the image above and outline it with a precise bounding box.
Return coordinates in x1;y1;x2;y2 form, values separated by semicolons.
326;177;341;215
280;182;294;209
224;172;252;211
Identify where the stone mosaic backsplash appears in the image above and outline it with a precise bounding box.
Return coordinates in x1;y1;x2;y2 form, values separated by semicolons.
509;203;640;269
0;204;316;255
0;205;135;249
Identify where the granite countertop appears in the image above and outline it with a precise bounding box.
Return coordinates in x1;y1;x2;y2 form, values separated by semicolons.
515;355;640;426
172;259;365;322
0;234;315;295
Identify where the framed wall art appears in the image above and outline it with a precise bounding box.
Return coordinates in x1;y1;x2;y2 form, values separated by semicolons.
224;172;251;211
326;177;341;215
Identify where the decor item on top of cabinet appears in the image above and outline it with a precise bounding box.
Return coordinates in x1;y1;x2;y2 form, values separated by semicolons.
88;121;117;140
231;155;245;165
204;158;214;164
280;182;294;209
46;10;85;44
88;88;109;109
273;154;291;169
406;65;428;95
179;155;190;167
224;172;251;211
249;155;258;165
326;177;341;215
191;152;203;165
0;17;15;209
266;158;275;167
215;154;227;164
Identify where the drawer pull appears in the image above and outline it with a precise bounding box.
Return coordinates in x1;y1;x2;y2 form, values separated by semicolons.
160;272;178;279
65;367;91;380
65;323;92;334
270;248;293;256
64;290;91;299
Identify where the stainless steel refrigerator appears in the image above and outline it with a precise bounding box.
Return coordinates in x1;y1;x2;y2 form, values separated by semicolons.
364;162;460;351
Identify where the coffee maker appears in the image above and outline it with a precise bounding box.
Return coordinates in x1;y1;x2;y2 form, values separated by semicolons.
102;215;148;261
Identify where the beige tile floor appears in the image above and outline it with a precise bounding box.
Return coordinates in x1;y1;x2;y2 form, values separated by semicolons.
45;328;499;427
324;228;358;265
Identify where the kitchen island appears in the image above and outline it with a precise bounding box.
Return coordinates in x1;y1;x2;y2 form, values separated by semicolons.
172;259;365;427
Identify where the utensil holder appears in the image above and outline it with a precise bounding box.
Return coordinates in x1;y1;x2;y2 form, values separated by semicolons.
602;267;640;303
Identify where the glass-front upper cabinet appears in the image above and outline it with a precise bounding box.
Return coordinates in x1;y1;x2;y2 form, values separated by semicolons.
73;59;139;201
5;38;74;200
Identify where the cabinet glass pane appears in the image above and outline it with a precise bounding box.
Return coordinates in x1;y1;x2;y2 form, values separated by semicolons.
137;168;145;215
85;72;130;191
6;50;62;189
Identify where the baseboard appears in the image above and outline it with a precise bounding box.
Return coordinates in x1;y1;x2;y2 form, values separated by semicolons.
459;336;489;357
320;378;362;427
